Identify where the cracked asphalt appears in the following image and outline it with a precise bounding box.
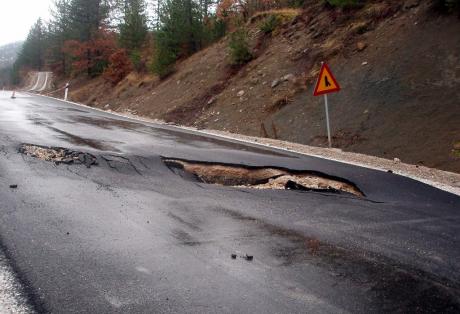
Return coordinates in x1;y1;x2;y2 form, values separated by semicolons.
0;91;459;313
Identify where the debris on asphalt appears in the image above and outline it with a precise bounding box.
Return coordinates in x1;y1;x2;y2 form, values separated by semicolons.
231;254;237;259
9;185;18;189
19;144;98;168
245;255;254;261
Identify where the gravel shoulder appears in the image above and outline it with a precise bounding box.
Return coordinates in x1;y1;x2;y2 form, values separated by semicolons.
0;251;33;314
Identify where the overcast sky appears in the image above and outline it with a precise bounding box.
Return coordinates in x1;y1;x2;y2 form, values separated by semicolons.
0;0;52;46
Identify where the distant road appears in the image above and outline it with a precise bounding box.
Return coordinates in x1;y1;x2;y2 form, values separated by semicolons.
27;72;52;92
0;91;459;313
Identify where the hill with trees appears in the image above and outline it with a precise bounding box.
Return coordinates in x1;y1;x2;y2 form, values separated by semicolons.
0;41;22;69
0;41;23;87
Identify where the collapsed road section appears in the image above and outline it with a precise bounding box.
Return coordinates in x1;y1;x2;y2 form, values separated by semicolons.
163;158;365;197
19;144;97;168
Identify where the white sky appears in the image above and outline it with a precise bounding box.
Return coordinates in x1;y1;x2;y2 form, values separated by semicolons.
0;0;52;46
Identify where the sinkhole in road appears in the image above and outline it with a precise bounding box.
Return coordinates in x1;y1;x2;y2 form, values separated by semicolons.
163;158;365;197
19;144;98;168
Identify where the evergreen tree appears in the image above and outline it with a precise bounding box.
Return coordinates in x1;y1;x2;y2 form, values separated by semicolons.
152;0;203;76
69;0;111;41
15;19;46;71
67;0;112;75
48;0;73;74
119;0;148;51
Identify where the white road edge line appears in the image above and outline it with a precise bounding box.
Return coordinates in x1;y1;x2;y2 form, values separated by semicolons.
28;92;460;196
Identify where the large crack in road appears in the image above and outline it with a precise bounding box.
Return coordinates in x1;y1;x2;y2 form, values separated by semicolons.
163;158;365;197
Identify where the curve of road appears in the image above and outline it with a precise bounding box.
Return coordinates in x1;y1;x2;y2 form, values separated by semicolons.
27;72;52;92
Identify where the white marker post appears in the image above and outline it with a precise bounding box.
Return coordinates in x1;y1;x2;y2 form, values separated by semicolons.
64;82;69;101
324;94;332;148
313;62;341;149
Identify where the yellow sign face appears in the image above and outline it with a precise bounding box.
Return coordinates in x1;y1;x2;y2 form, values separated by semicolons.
313;63;341;96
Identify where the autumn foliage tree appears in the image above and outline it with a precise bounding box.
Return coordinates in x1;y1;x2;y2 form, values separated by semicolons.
103;49;133;85
62;30;118;76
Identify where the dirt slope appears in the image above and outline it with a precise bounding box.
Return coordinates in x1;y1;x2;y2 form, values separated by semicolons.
68;0;460;173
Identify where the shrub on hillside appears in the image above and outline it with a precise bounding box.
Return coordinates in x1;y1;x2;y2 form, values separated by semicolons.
260;15;280;34
130;50;145;72
151;40;177;78
103;49;133;85
229;28;253;65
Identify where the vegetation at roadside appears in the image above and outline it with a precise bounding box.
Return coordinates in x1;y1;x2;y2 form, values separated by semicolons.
229;27;252;65
260;15;280;34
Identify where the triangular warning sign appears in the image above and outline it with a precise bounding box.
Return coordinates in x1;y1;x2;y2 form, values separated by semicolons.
313;63;341;96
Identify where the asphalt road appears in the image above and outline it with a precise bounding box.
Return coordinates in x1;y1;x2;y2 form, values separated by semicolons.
0;91;459;313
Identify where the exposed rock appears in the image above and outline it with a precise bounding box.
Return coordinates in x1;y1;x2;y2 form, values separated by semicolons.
271;80;280;88
357;42;367;52
237;90;245;97
281;74;296;83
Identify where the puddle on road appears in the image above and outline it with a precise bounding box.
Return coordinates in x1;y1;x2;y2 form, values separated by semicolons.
43;126;121;152
163;158;364;197
19;144;98;168
72;116;143;130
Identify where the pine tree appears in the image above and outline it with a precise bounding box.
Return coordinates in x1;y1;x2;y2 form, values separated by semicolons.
67;0;112;75
16;19;46;71
119;0;148;51
48;0;73;74
152;0;203;76
69;0;110;41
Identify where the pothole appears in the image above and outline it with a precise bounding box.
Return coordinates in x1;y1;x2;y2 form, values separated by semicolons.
19;144;98;168
163;158;365;197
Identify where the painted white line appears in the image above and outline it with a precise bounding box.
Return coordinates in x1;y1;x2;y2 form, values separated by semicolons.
38;72;48;92
29;73;40;92
30;92;460;196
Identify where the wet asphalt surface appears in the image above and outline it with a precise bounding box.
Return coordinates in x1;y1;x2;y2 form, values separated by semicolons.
0;91;459;313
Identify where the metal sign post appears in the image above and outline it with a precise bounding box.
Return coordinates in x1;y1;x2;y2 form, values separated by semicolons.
313;62;341;149
324;94;332;148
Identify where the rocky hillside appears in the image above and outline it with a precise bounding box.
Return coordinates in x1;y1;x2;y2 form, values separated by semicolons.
67;0;460;173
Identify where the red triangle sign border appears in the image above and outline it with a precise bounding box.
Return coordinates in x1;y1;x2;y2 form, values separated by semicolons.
313;62;341;96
